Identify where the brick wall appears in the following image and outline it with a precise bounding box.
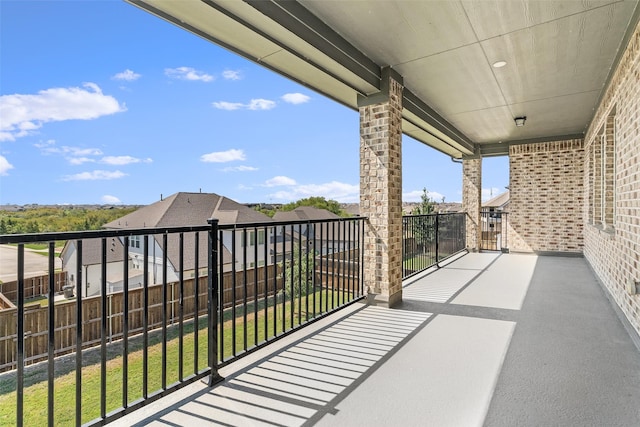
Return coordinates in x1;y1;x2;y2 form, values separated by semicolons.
583;19;640;336
508;140;584;253
359;76;403;306
462;158;481;251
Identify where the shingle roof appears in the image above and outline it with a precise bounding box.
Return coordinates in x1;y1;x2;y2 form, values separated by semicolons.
61;237;129;266
102;192;272;272
103;192;273;229
482;190;510;209
273;206;340;221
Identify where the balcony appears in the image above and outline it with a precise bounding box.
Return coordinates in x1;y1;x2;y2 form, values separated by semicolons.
2;1;640;424
109;252;640;426
1;213;639;426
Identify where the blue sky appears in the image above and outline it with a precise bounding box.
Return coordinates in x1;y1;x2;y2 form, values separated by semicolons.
0;0;508;206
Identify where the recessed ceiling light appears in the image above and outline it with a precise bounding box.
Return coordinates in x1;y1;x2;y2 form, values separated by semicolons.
493;61;507;68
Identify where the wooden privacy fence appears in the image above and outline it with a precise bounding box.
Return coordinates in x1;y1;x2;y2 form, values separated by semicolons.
0;252;359;372
0;272;67;303
0;277;204;372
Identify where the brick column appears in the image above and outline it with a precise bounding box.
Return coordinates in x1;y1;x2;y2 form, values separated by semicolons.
359;67;403;308
463;157;482;251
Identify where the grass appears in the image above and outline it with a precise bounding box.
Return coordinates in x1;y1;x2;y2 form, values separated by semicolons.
403;253;436;271
9;242;65;254
0;288;353;426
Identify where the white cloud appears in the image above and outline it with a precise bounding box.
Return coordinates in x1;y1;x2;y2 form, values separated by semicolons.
0;155;14;176
248;99;276;110
165;67;214;82
267;180;359;203
212;101;244;111
212;98;276;111
112;69;141;81
34;139;56;149
222;165;258;172
403;189;445;203
102;195;122;204
200;149;246;163
100;155;152;165
222;70;242;80
281;93;310;105
68;157;95;165
0;83;125;141
62;170;127;181
35;141;107;165
264;176;297;187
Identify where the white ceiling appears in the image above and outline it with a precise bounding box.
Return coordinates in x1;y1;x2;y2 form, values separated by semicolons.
128;0;640;158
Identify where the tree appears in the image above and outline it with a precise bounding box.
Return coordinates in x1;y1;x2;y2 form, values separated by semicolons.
281;196;348;217
280;244;316;299
411;188;436;251
412;188;436;215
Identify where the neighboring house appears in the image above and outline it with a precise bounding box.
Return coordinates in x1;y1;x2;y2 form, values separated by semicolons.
273;206;357;256
481;190;510;250
60;192;275;297
482;190;510;213
101;192;275;283
60;237;144;298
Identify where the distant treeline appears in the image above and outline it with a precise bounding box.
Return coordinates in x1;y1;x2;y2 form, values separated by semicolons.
253;196;350;218
0;206;139;234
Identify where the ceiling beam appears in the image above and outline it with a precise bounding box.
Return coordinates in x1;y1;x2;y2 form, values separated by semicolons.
479;133;585;157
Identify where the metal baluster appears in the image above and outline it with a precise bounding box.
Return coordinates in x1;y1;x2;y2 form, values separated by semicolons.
48;242;56;427
207;219;223;386
143;235;149;398
100;238;107;419
17;245;24;427
193;232;199;374
75;239;82;427
123;237;129;407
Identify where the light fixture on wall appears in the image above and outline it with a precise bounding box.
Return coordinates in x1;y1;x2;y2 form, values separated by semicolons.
514;116;526;127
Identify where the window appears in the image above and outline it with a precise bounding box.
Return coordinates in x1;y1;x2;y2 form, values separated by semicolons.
130;235;141;249
589;108;616;230
242;230;256;246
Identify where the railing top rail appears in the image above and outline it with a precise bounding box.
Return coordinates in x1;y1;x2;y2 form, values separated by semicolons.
0;224;212;245
0;216;370;244
218;216;368;230
402;212;465;219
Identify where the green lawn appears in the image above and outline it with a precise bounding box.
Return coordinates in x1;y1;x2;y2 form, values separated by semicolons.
0;288;352;426
403;253;436;271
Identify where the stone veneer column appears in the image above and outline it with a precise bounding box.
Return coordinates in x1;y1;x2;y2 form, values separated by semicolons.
359;67;403;307
463;157;481;251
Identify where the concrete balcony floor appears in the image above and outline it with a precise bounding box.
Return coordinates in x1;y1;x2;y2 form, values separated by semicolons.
114;253;640;427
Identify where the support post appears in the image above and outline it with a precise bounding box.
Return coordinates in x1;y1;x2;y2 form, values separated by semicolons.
359;67;404;307
463;157;482;251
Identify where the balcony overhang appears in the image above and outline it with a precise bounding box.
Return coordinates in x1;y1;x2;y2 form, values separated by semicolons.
127;0;640;158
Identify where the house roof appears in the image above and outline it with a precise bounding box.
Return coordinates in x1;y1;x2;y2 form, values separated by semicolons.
61;237;130;266
103;192;271;272
482;190;510;209
273;206;340;222
103;192;273;229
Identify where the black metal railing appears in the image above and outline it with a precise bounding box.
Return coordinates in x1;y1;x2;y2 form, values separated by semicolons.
402;213;466;279
480;209;509;251
0;216;366;426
